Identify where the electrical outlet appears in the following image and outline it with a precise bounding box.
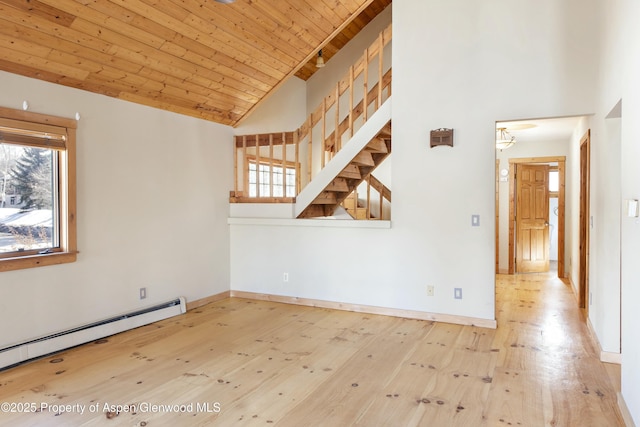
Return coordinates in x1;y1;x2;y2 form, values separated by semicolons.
454;288;462;299
283;272;289;282
427;285;434;296
139;287;147;300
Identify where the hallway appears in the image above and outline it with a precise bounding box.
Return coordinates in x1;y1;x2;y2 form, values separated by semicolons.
491;271;623;425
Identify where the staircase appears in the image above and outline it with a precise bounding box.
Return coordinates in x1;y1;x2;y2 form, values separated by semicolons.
231;24;392;220
296;118;391;218
343;173;392;220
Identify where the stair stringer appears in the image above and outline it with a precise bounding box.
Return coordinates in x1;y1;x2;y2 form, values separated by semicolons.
294;97;391;218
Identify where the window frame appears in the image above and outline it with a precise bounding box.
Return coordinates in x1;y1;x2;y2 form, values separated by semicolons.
0;107;77;272
245;155;298;198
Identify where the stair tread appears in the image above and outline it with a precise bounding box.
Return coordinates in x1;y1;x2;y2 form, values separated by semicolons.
366;138;389;153
352;151;375;166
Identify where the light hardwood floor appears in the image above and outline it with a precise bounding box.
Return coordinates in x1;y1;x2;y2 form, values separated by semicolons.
0;271;624;426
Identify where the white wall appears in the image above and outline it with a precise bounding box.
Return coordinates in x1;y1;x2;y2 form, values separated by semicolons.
229;0;601;324
0;71;232;349
306;5;392;113
235;77;307;134
496;138;574;274
604;0;640;422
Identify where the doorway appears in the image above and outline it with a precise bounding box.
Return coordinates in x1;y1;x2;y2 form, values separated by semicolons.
506;157;566;276
578;130;591;311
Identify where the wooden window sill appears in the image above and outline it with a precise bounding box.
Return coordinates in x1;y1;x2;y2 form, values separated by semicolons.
0;251;77;272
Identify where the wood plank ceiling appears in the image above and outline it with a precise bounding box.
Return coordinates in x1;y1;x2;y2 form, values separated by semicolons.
0;0;391;127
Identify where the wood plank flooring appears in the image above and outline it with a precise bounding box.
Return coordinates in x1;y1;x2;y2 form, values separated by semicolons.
0;271;624;426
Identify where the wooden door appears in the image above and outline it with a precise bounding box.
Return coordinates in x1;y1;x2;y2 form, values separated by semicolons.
516;164;550;273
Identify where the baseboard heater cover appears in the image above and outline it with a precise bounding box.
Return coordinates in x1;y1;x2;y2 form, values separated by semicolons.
0;297;186;371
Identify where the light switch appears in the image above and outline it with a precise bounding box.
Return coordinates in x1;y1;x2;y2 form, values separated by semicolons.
627;200;639;217
472;215;480;227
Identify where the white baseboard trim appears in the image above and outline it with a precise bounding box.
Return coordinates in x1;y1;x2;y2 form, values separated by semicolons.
618;392;636;427
230;290;497;329
186;291;231;311
585;317;622;364
601;351;622;365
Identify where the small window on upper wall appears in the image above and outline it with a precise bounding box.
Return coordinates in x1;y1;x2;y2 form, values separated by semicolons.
0;107;77;272
549;170;559;195
247;159;297;198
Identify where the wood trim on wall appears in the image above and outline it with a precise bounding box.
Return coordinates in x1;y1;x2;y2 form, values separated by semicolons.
495;159;500;274
579;130;591;311
230;290;498;329
617;393;637;427
586;316;622;364
186;291;231;311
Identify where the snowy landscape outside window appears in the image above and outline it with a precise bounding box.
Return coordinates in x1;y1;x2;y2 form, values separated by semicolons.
0;108;77;272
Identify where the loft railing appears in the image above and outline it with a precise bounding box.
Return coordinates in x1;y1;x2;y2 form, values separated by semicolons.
232;23;392;202
343;174;392;220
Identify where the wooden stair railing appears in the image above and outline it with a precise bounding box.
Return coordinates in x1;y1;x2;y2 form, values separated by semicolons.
231;24;392;216
342;173;392;220
296;24;392;186
297;121;391;218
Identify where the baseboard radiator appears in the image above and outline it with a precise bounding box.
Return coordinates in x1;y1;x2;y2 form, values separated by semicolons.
0;297;186;371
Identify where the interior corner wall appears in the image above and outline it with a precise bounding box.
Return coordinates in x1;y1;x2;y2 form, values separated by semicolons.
0;71;232;349
613;0;640;422
306;4;392;113
234;76;307;135
592;0;640;422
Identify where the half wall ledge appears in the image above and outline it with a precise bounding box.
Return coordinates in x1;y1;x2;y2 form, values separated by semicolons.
227;217;391;229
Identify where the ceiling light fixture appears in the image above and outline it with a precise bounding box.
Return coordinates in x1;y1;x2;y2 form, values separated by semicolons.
316;50;325;68
496;127;516;150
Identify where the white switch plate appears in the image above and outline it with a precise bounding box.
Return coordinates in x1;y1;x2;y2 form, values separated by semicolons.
454;288;462;299
627;199;639;217
471;215;480;227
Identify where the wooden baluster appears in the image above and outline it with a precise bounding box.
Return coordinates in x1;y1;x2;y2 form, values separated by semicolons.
255;134;260;197
294;131;300;194
269;134;274;197
321;98;326;168
377;33;383;110
363;47;369;121
308;118;313;184
242;135;248;197
379;187;384;220
366;177;371;219
233;136;238;195
281;132;287;196
349;65;354;138
335;84;340;153
354;185;358;219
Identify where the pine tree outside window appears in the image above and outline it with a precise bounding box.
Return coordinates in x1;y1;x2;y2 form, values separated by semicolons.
0;107;77;272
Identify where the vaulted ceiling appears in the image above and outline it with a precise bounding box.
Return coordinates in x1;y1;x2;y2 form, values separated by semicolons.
0;0;391;126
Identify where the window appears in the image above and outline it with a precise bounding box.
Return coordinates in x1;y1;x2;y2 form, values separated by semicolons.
0;107;77;272
549;169;559;196
247;159;296;198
